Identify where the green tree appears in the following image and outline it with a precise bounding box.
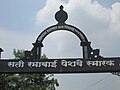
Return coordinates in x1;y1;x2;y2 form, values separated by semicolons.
0;49;59;90
13;49;25;59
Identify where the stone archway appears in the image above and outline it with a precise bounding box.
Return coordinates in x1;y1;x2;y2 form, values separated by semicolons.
31;5;100;59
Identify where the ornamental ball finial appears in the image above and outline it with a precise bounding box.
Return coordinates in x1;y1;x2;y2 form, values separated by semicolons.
55;5;68;24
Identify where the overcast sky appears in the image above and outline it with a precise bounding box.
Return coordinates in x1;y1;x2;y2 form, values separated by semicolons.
0;0;120;90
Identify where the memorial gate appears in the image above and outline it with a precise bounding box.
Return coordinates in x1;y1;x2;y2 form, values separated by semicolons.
0;5;120;74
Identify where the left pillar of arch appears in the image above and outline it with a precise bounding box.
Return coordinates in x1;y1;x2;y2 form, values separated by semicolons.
31;42;43;59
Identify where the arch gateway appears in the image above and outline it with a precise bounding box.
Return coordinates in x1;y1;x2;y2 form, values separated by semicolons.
30;5;101;60
1;5;120;73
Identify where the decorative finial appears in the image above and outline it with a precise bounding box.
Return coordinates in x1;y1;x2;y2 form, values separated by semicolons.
55;5;68;24
60;5;63;10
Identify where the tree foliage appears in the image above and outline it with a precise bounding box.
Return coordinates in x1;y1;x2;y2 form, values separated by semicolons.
13;49;25;59
0;49;59;90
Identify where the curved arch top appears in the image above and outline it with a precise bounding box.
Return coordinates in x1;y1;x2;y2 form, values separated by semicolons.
36;24;89;43
30;5;101;60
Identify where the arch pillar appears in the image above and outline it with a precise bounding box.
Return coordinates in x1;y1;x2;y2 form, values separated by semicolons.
81;42;91;59
31;42;43;59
